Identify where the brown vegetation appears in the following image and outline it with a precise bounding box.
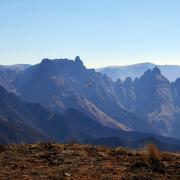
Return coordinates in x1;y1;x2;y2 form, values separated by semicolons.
0;143;179;179
145;143;160;160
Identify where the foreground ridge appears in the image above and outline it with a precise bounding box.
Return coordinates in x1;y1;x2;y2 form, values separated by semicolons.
0;143;179;179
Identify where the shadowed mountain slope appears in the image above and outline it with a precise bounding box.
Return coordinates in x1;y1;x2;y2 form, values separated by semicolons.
114;67;180;138
0;85;140;144
0;85;127;143
1;84;180;151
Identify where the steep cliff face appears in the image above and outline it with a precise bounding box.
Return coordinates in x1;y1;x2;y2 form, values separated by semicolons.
134;68;175;136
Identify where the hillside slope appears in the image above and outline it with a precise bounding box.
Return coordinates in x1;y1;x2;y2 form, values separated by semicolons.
1;84;180;150
0;85;129;143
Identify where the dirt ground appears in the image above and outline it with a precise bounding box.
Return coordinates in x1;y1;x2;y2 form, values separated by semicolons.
0;143;179;180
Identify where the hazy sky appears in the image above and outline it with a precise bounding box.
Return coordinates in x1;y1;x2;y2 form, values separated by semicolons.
0;0;180;67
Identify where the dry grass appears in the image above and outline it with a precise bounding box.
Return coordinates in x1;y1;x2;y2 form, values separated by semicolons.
0;143;179;179
145;143;160;160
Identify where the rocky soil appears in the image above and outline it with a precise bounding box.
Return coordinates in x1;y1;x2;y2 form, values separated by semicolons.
0;143;179;179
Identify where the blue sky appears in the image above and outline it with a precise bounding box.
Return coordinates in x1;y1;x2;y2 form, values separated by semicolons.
0;0;180;67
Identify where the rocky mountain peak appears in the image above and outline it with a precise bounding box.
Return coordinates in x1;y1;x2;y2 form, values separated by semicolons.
41;58;51;64
124;77;133;86
140;67;169;84
152;66;161;75
75;56;84;66
143;66;161;76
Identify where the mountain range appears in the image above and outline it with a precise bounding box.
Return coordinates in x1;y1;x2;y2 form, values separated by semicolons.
0;84;180;151
0;84;128;143
0;57;180;150
97;62;180;82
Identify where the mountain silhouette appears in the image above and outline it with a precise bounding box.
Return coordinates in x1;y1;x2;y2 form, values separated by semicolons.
98;62;180;82
1;58;180;140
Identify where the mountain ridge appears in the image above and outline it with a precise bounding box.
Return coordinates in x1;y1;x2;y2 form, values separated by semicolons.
98;62;180;82
0;57;180;140
1;84;179;151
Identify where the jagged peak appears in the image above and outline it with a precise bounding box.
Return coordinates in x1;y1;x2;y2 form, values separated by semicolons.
40;57;85;67
75;56;81;61
115;78;123;85
37;57;86;75
74;56;84;66
152;66;161;75
139;66;171;84
143;66;161;77
41;58;51;64
124;77;133;84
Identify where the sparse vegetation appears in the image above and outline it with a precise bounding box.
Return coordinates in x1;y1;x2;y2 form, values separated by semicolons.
0;143;179;179
146;143;160;160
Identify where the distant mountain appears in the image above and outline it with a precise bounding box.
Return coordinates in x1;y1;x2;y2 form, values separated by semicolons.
11;57;147;132
133;67;175;137
2;64;31;72
114;67;180;139
1;85;180;150
0;84;127;143
84;135;180;152
98;62;180;82
1;84;178;150
1;57;180;140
